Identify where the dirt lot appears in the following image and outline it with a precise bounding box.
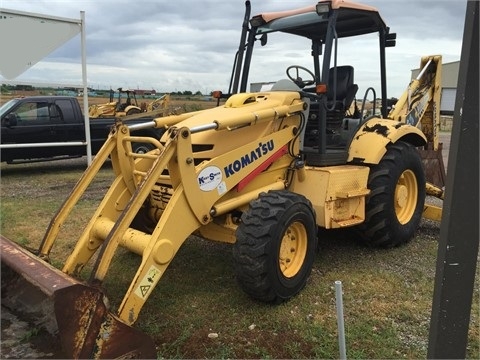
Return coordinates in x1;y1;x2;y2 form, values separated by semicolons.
0;92;219;114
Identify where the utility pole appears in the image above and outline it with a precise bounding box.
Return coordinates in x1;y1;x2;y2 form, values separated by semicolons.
427;1;479;358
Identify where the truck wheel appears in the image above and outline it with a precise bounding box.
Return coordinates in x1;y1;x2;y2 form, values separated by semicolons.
358;141;425;248
233;190;318;303
132;143;155;154
126;108;142;115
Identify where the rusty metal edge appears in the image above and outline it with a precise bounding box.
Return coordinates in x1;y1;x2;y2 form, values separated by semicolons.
0;234;79;296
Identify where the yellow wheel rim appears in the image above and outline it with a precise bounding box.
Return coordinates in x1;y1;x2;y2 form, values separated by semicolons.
394;169;418;224
279;221;308;278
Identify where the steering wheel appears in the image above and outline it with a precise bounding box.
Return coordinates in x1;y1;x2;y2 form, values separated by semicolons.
286;65;316;88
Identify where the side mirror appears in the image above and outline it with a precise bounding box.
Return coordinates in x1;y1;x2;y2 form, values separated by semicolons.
260;33;267;46
2;113;18;127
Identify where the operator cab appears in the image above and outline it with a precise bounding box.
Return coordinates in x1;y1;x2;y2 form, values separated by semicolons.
287;64;360;150
228;0;396;166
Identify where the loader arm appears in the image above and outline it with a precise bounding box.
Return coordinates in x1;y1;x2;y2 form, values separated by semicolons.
3;92;306;358
91;100;305;325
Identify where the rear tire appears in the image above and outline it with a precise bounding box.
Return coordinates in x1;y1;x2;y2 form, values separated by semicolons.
233;190;318;303
357;141;425;247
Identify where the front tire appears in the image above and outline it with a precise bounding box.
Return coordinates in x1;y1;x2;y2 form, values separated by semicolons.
233;190;318;303
126;108;142;116
132;142;155;154
357;141;425;248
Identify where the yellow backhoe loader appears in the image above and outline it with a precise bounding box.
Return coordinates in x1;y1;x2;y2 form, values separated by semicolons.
88;87;143;118
145;93;171;113
1;0;446;358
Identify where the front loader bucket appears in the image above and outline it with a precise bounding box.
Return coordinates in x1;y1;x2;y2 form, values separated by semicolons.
418;143;446;188
1;235;156;359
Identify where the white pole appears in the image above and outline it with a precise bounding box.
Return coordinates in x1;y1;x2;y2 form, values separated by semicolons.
335;280;347;360
80;10;92;165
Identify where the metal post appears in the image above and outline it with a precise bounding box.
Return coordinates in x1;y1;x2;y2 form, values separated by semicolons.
80;10;92;165
335;280;347;360
427;1;479;358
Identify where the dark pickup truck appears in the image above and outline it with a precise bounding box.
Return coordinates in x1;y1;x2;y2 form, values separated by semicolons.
0;96;164;163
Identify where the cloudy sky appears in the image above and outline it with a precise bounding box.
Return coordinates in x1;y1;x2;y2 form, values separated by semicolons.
0;0;467;99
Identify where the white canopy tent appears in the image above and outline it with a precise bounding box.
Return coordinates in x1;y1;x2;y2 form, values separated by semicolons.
0;8;92;164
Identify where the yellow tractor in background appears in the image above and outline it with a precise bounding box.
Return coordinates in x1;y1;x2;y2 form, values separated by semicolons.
1;0;446;358
144;93;172;113
88;87;143;118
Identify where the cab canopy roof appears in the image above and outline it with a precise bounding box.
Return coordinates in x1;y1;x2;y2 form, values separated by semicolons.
251;0;389;39
117;88;136;93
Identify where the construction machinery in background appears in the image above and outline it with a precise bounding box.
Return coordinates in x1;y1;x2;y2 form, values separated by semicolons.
1;0;446;358
88;87;143;118
144;93;172;114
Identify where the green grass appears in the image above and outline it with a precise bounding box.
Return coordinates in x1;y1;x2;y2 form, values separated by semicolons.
1;158;478;359
20;328;40;343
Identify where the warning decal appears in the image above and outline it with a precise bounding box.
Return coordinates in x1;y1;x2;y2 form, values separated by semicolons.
139;285;151;297
135;265;161;299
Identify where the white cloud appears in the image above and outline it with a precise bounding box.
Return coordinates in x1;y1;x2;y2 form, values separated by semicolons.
0;0;465;96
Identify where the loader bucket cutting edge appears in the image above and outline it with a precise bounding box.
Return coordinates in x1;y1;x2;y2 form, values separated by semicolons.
0;235;156;359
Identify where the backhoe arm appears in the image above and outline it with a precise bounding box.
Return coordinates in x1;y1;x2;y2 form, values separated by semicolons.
389;55;446;190
388;55;442;149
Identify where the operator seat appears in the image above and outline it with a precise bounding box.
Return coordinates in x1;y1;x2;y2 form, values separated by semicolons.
327;65;358;112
